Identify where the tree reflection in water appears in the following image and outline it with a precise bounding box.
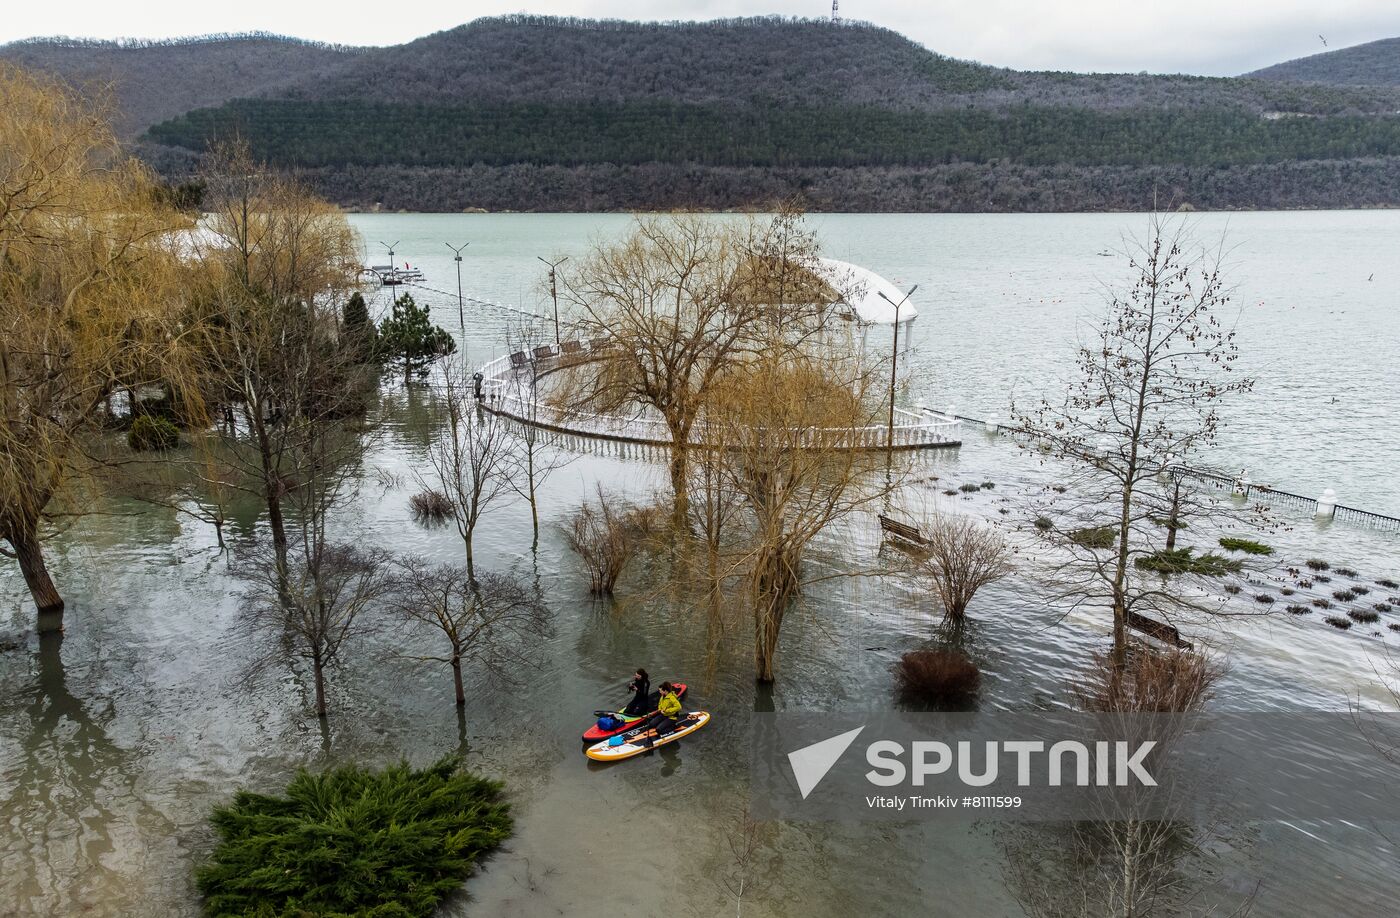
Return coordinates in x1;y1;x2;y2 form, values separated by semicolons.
0;631;177;915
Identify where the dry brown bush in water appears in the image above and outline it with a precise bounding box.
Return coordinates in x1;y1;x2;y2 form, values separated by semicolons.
565;486;659;594
918;514;1013;629
894;649;981;706
1076;646;1224;713
409;488;454;525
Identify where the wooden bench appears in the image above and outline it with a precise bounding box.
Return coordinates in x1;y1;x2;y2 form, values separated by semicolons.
878;514;929;548
1126;610;1192;649
561;340;585;357
509;351;528;369
532;345;557;361
590;337;615;351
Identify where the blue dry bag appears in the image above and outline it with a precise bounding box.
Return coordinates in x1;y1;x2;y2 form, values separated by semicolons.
597;715;620;731
608;735;626;747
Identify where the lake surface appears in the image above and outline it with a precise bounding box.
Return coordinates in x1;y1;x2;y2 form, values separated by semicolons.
2;211;1399;917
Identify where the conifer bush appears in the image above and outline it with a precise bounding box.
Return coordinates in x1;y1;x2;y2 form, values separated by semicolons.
1218;536;1272;555
128;414;180;451
197;758;511;917
1134;547;1241;576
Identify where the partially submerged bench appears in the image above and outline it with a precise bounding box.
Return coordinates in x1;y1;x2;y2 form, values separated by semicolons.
878;514;929;548
1126;610;1193;650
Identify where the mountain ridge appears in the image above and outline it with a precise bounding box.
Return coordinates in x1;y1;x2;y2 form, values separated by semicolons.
1246;37;1400;87
7;16;1400;212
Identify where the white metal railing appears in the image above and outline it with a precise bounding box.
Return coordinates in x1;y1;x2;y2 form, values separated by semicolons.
475;347;961;450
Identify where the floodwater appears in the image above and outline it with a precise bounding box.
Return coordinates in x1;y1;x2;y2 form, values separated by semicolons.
2;212;1399;917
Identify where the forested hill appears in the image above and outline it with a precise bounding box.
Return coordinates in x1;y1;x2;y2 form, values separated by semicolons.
281;16;1009;109
12;16;1400;212
0;33;363;136
1247;38;1400;87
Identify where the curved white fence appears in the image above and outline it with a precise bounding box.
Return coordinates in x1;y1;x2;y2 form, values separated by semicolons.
475;345;961;450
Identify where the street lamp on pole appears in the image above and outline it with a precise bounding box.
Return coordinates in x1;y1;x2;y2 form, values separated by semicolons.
379;240;400;287
446;242;469;332
537;256;569;345
876;284;918;454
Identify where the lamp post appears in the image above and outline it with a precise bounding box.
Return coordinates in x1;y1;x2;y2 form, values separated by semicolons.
446;242;469;332
876;285;918;454
537;256;569;345
379;240;400;287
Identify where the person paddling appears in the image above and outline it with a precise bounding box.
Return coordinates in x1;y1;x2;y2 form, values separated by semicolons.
622;668;651;717
629;682;684;745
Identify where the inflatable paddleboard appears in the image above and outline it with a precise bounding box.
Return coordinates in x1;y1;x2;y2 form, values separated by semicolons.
581;683;688;743
585;711;711;762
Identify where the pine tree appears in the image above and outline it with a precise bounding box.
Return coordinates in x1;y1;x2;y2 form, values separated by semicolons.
377;293;456;386
342;290;377;363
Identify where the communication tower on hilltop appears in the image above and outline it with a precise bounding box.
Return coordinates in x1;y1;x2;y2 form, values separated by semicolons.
831;0;839;23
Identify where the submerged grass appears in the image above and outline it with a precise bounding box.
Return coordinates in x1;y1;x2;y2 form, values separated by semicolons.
197;757;511;918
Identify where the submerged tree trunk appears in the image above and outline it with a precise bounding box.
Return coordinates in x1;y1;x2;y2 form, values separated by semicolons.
526;448;539;551
312;648;328;718
463;527;476;582
248;405;289;582
451;654;466;707
1164;480;1182;552
8;516;65;632
668;443;690;528
267;491;288;567
752;542;800;683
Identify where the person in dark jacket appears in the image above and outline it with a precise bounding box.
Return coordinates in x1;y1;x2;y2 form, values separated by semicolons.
622;668;650;717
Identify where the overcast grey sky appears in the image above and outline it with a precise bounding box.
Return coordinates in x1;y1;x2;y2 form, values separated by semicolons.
5;1;1399;75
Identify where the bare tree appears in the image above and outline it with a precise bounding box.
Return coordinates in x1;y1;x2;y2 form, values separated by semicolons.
504;318;572;550
916;514;1013;631
239;541;394;718
420;354;517;580
697;339;896;682
1001;648;1243;918
190;142;365;584
716;803;777;918
233;316;383;719
1013;215;1254;670
389;560;551;707
559;214;759;524
563;485;659;595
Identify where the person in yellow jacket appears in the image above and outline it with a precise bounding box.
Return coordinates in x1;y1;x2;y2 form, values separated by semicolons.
633;682;684;744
